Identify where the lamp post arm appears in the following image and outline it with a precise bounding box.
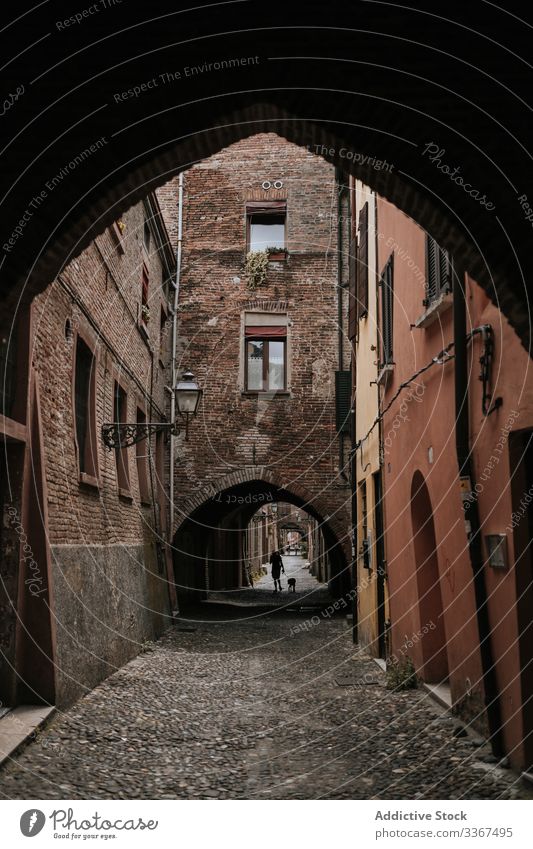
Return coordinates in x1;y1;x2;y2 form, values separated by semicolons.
101;421;179;450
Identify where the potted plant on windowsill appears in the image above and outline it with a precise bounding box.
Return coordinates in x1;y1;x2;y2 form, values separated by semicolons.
266;246;288;262
141;304;150;323
244;249;269;290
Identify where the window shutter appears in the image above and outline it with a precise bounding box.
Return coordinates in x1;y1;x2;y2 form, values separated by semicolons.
425;236;438;306
348;231;358;340
381;255;394;366
245;325;286;337
142;265;149;306
335;370;352;434
245;200;287;214
357;202;369;319
439;248;451;295
425;236;451;306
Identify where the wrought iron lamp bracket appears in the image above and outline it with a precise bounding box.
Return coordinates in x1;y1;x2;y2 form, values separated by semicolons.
101;421;179;450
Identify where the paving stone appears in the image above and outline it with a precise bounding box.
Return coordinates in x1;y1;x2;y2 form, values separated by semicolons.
0;610;528;800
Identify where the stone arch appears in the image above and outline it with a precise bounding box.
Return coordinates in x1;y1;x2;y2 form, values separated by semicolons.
173;464;347;544
1;3;531;351
172;466;350;602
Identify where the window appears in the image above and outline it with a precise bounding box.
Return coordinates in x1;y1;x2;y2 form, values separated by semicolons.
141;265;149;325
356;201;369;320
143;217;151;253
114;381;130;494
136;408;151;504
74;337;98;482
359;480;371;570
159;304;168;362
246;337;286;391
360;480;368;538
380;254;394;367
335;370;352;434
244;313;288;393
425;236;452;306
246;201;286;253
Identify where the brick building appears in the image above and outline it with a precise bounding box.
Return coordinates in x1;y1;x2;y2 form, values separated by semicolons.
350;188;533;771
167;134;353;602
0;193;176;709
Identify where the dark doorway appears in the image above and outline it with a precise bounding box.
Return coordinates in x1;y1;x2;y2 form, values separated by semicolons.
411;471;449;683
15;381;55;705
0;442;25;707
509;429;533;771
373;472;387;660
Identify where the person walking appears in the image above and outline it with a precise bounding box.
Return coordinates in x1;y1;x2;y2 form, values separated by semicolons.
269;549;285;592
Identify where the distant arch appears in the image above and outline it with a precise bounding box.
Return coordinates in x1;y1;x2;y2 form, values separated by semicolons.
172;467;350;603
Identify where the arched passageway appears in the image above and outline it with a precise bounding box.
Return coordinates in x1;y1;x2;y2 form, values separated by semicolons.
172;478;349;606
411;471;449;684
1;3;531;351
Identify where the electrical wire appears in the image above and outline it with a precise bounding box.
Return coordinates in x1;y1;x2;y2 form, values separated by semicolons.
352;326;486;456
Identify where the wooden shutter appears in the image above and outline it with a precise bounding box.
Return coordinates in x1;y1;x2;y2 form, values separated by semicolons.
357;202;369;320
425;236;451;306
348;231;358;340
245;200;287;214
335;370;352;434
439;248;452;295
75;339;92;473
141;265;149;306
381;255;394;366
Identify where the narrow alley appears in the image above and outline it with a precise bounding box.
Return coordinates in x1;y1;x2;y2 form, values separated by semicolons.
1;76;533;818
0;579;525;800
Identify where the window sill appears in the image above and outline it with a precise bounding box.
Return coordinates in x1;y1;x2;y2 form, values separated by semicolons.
414;292;453;329
118;487;134;502
140;496;152;507
376;364;394;387
241;390;291;398
79;472;99;490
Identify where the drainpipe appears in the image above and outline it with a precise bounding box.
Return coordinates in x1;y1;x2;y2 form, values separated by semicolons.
169;173;184;525
168;172;184;606
453;267;504;758
336;168;348;484
348;174;357;642
336;168;344;374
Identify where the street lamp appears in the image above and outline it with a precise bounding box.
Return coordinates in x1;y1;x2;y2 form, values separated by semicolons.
175;369;203;440
101;369;202;449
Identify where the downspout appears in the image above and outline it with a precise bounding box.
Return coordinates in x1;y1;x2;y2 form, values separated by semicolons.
348;177;358;642
350;402;358;643
453;267;504;758
336;168;344;374
336;168;347;481
168;172;184;610
334;167;349;597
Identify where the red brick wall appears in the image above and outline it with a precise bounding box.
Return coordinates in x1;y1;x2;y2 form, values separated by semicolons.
30;196;175;705
32;200;172;544
171;134;352;576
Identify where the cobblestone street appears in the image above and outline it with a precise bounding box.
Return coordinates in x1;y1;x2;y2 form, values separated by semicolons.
207;555;333;607
0;596;527;800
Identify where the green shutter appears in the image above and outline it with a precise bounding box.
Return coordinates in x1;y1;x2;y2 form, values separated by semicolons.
381;254;394;366
335;370;352;434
